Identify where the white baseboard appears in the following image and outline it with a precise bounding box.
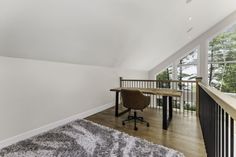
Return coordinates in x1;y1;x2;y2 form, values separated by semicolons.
0;102;114;149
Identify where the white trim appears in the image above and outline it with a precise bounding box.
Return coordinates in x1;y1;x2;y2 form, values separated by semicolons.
0;102;114;149
175;46;199;64
197;46;201;77
207;21;236;42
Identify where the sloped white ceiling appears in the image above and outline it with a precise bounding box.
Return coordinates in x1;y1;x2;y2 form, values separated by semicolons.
0;0;236;70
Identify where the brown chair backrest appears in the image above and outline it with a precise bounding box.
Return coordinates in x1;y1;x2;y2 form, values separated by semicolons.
121;89;150;110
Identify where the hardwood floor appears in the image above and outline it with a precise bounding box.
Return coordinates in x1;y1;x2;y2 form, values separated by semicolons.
86;107;207;157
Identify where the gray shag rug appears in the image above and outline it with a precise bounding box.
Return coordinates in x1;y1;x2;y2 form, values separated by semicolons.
0;119;184;157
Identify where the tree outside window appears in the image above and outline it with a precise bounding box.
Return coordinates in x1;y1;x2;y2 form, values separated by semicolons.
208;24;236;93
156;66;173;80
156;66;173;88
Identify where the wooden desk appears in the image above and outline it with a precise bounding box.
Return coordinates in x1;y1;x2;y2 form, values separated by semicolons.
110;87;182;130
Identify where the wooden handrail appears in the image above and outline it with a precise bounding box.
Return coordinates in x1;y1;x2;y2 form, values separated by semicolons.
199;82;236;120
121;79;196;83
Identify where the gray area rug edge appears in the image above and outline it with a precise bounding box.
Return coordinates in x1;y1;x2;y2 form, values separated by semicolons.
0;119;185;157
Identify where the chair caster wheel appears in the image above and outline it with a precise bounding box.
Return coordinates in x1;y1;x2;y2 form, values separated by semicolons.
122;122;125;125
147;123;150;127
134;127;138;131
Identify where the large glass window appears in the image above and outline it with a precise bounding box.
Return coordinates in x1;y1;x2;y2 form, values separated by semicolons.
156;66;173;88
155;50;199;111
155;49;198;82
177;49;198;81
156;66;173;80
208;24;236;93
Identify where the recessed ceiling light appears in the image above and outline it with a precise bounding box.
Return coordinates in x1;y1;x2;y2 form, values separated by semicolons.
188;17;192;21
187;27;193;33
186;0;192;4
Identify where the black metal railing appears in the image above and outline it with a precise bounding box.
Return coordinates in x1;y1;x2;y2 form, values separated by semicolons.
120;78;199;114
199;84;235;157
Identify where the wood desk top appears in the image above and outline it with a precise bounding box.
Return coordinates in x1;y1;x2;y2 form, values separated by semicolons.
110;87;182;97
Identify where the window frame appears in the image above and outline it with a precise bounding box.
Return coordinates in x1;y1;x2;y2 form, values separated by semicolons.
207;23;236;93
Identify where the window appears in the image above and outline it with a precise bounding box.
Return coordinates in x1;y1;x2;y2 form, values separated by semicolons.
156;66;173;88
177;49;198;81
155;50;199;111
156;66;173;80
208;24;236;93
155;49;198;82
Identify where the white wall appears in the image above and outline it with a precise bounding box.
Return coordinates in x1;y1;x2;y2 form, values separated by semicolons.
0;56;147;142
149;11;236;83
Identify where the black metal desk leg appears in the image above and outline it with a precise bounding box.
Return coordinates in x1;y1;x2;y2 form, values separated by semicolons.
169;96;173;120
115;91;119;117
163;96;168;130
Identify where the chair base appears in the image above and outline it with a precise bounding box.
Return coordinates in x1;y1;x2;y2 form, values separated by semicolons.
122;111;150;131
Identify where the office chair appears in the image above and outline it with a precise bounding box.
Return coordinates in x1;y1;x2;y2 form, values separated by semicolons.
121;89;150;131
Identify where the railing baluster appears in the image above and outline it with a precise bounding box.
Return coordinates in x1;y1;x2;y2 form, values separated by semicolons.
230;118;234;157
219;106;221;157
215;103;219;157
212;100;215;157
187;82;189;114
120;79;197;113
191;82;193;114
222;109;225;157
226;113;229;157
182;82;185;113
152;82;154;108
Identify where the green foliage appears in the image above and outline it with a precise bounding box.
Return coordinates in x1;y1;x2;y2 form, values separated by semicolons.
208;25;236;93
221;63;236;93
156;67;172;88
178;50;198;81
209;32;236;62
156;70;170;80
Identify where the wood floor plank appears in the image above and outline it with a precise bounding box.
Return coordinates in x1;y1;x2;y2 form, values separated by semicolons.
86;107;207;157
